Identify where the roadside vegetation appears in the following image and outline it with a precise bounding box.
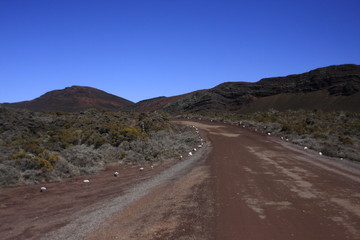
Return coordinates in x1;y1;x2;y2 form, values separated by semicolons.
176;109;360;162
0;107;199;186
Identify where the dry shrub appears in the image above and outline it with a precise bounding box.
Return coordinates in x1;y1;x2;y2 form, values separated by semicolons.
61;145;104;174
0;163;19;186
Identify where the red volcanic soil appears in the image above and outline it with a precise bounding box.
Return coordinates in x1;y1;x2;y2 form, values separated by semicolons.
0;161;184;240
1;120;360;240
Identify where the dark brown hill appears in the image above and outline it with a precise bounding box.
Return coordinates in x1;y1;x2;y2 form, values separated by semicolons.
158;64;360;113
129;90;205;112
2;86;134;112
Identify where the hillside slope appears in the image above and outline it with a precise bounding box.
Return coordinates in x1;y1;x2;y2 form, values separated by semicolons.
138;64;359;113
129;90;206;112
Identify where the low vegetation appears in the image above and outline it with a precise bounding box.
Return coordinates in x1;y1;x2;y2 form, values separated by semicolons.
176;109;360;162
0;107;199;186
2;105;358;186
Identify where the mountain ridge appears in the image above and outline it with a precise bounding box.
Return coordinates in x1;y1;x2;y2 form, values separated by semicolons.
2;64;360;113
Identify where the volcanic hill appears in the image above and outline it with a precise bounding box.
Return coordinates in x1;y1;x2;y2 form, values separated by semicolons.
2;86;134;112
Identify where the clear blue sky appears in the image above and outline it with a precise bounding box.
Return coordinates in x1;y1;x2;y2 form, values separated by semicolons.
1;0;359;103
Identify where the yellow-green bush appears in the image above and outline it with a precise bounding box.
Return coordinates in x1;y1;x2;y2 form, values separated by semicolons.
110;127;145;146
10;150;58;172
9;152;29;161
33;156;54;171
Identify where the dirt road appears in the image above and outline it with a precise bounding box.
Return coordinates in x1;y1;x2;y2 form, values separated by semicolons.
189;120;360;240
1;120;360;239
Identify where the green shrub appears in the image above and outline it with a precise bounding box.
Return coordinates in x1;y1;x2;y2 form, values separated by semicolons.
119;151;126;159
47;129;79;149
313;133;329;140
338;134;353;145
23;143;44;155
84;131;107;148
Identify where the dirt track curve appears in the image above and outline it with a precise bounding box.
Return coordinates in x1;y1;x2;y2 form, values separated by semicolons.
1;120;360;240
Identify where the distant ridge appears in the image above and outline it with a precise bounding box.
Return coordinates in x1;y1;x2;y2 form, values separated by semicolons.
128;90;206;112
2;86;134;112
133;64;360;113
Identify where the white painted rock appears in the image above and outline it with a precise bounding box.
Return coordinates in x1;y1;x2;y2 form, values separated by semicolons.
114;172;120;177
40;187;47;192
188;152;193;156
139;167;144;171
83;179;90;183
